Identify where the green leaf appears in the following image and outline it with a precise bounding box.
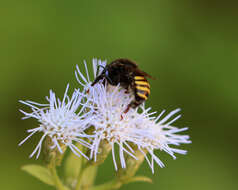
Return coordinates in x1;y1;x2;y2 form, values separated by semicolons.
89;180;122;190
21;164;54;186
124;176;153;184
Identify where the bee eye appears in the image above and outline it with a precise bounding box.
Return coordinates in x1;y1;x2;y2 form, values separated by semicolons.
105;70;109;76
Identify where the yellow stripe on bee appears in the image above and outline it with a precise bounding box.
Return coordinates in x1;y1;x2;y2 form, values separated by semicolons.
137;92;148;100
135;80;150;87
136;86;150;94
134;76;145;80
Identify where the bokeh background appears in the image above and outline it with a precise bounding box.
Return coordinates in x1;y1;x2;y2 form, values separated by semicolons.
1;0;238;190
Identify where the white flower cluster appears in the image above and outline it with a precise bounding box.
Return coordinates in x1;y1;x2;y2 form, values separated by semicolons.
19;59;191;172
19;85;93;159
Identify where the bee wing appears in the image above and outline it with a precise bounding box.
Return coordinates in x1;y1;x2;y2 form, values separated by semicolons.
119;59;155;79
135;68;156;80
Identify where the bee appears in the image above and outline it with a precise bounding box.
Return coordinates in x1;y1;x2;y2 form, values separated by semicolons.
91;58;154;114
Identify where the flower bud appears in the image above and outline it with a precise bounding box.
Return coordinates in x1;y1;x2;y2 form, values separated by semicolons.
43;136;67;166
89;139;112;165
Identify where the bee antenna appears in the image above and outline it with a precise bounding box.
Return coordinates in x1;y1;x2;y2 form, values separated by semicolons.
98;65;105;70
91;74;104;86
95;64;105;76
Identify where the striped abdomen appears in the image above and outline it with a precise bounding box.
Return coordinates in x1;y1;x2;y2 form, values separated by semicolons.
131;75;150;107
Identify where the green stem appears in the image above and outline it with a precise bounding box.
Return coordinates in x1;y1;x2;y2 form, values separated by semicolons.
48;163;66;190
80;165;98;190
75;163;90;190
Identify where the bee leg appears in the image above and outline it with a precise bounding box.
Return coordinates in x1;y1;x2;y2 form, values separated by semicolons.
121;99;142;119
124;104;131;114
124;99;143;112
91;74;104;86
121;104;131;120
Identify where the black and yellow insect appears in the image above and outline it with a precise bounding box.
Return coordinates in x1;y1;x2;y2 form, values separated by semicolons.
91;58;154;113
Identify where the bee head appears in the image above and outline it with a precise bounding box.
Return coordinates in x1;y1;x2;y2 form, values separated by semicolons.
91;65;113;86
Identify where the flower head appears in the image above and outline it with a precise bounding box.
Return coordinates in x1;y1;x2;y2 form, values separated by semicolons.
125;108;191;173
75;59;191;171
19;84;93;159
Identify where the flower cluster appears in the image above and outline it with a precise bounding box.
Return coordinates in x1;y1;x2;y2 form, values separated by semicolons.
19;59;191;172
19;85;93;159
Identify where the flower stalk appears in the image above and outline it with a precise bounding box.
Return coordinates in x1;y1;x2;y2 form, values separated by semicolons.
48;156;66;190
75;164;98;190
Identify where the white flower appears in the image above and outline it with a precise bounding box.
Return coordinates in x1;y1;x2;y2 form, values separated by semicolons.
75;59;191;171
125;108;191;173
19;84;93;159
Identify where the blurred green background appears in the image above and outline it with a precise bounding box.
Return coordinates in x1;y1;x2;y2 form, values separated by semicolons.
1;0;237;189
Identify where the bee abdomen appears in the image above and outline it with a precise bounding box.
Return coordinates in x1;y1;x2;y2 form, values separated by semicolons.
134;76;150;100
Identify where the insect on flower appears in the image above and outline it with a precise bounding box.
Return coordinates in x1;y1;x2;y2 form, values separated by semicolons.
74;59;191;171
91;58;154;114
